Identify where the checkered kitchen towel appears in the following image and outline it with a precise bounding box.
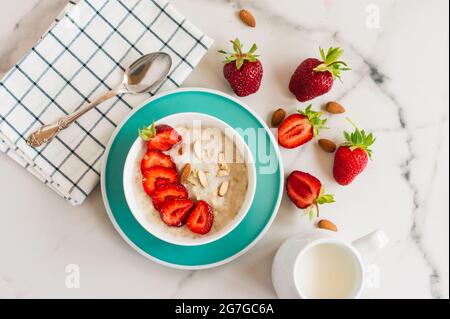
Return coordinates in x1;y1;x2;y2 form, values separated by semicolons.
0;0;213;205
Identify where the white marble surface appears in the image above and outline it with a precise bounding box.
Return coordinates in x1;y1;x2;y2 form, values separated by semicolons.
0;0;448;299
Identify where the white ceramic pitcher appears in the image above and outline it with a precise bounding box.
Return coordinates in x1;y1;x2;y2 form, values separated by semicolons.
272;230;389;299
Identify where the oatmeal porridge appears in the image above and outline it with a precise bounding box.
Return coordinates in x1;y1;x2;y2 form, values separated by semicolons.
132;125;249;239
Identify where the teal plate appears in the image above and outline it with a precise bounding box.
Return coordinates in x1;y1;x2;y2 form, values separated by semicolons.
101;88;283;269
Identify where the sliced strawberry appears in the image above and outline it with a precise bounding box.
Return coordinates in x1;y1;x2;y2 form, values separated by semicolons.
159;198;194;227
278;106;327;149
147;125;182;151
186;200;214;235
286;171;322;209
142;167;178;196
155;179;171;189
139;123;182;151
141;150;175;172
278;114;313;149
151;183;188;210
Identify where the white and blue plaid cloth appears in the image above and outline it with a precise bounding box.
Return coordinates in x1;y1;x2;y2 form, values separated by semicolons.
0;0;213;205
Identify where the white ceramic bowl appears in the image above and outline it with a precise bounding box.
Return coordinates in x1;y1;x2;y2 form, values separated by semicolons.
123;112;256;246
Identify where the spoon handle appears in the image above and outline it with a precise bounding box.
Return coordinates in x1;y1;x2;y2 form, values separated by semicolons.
26;90;117;148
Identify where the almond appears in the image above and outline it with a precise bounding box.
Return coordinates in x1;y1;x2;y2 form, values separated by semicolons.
218;181;230;197
239;9;256;28
318;139;337;153
326;101;345;114
318;219;338;232
180;163;191;183
198;170;209;188
178;145;184;156
271;108;286;127
193;140;202;159
217;169;230;177
187;176;198;186
218;152;229;171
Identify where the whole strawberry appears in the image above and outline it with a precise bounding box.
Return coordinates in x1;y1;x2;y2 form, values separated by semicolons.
289;47;351;102
333;120;376;185
219;39;263;97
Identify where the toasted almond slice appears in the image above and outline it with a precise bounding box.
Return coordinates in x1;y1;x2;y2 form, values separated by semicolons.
178;145;184;156
193;140;202;160
187;176;198;186
180;163;191;183
198;170;209;188
217;169;230;177
218;152;229;170
218;181;229;197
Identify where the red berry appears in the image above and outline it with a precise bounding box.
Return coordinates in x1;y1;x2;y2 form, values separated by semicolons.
142;167;178;196
159;198;194;227
186;200;214;235
278;114;312;149
278;106;327;149
289;58;334;102
333;121;375;185
151;183;189;210
223;60;263;97
141;150;175;172
286;171;322;209
148;125;182;151
333;147;369;185
139;123;182;152
289;47;350;102
286;171;335;219
219;39;263;97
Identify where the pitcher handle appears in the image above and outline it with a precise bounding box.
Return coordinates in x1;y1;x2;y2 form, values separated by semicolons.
352;230;389;262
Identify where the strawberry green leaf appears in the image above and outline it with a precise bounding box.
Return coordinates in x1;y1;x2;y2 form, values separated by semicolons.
138;122;156;141
313;47;351;80
298;105;328;137
219;38;260;70
302;187;335;222
316;187;335;205
236;59;244;70
319;47;326;61
317;194;335;205
308;209;315;221
342;118;376;158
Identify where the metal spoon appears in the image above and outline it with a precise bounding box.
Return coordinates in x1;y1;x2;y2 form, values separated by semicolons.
26;52;172;148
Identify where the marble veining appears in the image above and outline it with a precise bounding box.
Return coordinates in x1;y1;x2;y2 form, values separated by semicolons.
0;0;448;299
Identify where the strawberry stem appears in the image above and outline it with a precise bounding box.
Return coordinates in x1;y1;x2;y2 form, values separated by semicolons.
314;202;320;218
138;121;156;141
342;118;376;158
298;105;328;137
218;38;259;70
313;47;351;80
306;187;335;221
